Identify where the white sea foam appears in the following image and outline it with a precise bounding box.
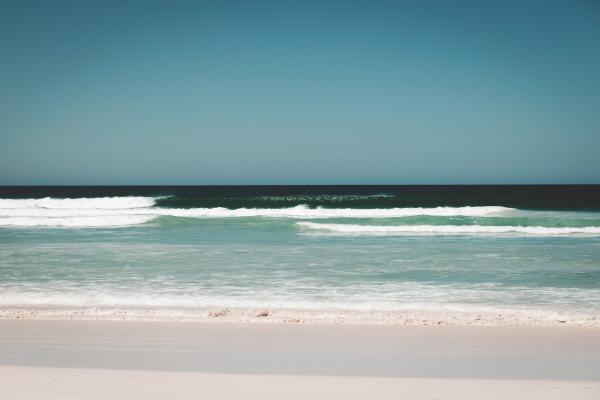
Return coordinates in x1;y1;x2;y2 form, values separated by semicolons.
1;284;597;312
157;205;513;219
0;197;159;227
1;288;598;326
0;198;518;227
2;198;596;231
0;205;512;219
297;222;600;236
0;215;157;228
0;197;156;209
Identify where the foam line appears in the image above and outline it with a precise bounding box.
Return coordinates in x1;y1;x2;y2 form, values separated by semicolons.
0;197;156;210
156;205;513;219
0;198;518;227
296;222;600;236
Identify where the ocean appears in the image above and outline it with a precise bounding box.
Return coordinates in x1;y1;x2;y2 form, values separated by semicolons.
1;185;599;325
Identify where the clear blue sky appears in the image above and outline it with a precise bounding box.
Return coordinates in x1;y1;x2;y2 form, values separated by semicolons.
1;0;599;184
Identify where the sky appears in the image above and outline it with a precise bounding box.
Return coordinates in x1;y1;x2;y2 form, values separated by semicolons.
1;0;599;185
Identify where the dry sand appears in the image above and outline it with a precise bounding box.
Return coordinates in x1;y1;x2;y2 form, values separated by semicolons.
4;367;600;400
1;320;599;399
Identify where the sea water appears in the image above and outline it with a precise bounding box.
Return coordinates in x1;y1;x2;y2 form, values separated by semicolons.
1;186;599;325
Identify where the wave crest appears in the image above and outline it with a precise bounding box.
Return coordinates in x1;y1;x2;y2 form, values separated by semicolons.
296;222;600;236
0;197;156;210
0;200;515;227
157;205;513;219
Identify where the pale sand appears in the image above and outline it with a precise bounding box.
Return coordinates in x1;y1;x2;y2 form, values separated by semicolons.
4;366;600;400
1;320;599;399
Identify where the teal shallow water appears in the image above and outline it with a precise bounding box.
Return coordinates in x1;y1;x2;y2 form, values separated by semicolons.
0;188;599;323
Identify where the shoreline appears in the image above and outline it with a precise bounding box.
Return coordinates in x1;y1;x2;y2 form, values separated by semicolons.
1;306;598;327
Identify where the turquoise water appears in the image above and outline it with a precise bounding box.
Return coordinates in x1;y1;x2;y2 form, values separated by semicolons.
1;186;599;323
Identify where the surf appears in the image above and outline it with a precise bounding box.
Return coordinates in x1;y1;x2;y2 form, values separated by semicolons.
296;221;600;236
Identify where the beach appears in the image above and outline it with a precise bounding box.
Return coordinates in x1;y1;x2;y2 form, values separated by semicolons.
1;320;599;399
3;0;600;394
1;186;599;398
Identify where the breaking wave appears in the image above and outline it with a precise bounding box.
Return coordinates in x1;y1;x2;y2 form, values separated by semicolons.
297;222;600;236
0;197;156;210
1;215;157;228
158;205;512;219
0;197;517;227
